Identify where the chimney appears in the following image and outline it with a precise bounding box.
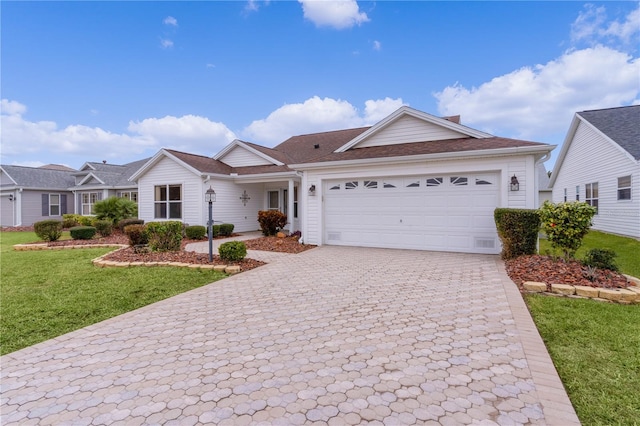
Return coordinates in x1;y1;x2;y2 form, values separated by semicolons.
314;144;320;149
102;160;107;164
442;115;461;124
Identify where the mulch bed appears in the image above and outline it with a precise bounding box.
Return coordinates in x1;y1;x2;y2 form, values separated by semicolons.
505;254;630;289
243;236;316;254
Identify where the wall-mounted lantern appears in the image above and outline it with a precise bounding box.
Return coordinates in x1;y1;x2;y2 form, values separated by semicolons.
8;194;14;202
510;175;520;192
308;184;316;195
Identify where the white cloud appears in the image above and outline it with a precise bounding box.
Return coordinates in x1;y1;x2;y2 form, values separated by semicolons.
434;46;640;139
373;40;381;51
572;3;640;46
163;16;178;27
242;96;405;145
244;0;270;13
160;39;174;49
298;0;369;29
0;100;237;164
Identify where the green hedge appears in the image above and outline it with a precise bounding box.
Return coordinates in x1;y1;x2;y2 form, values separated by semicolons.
219;223;235;237
494;208;540;260
70;226;97;240
124;224;148;246
185;225;206;240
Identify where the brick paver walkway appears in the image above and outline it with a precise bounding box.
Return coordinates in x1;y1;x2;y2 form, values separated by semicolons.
1;246;579;425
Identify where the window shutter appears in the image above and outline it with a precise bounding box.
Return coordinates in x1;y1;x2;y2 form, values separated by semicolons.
42;194;49;216
61;194;68;215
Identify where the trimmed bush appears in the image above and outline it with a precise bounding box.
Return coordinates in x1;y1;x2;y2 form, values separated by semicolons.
539;201;596;259
146;221;183;252
93;196;138;225
70;226;97;240
62;214;81;229
257;210;287;236
34;220;63;242
218;241;247;262
219;223;235;237
582;248;619;272
118;218;144;232
124;224;148;246
93;219;113;237
78;216;94;226
210;224;221;238
494;208;540;260
185;225;207;240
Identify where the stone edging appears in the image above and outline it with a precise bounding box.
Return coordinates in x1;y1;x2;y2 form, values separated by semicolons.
13;243;242;274
523;275;640;304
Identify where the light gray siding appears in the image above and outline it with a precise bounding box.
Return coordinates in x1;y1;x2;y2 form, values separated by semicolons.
1;195;16;226
20;190;72;226
356;115;468;148
552;121;640;238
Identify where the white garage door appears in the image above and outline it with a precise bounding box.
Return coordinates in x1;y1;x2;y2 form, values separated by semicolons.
323;173;500;254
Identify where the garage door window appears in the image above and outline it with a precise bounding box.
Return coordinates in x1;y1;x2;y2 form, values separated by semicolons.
329;184;340;190
475;178;493;185
451;177;468;186
383;181;397;188
405;180;420;188
364;180;378;189
426;177;443;187
345;181;358;190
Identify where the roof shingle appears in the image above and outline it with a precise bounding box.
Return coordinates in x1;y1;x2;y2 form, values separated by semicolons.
578;105;640;160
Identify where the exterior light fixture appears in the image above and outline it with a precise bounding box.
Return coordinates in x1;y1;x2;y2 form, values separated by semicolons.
205;186;216;262
510;175;520;192
308;184;316;195
8;194;14;202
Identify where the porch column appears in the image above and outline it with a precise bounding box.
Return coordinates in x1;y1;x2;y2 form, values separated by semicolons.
287;179;295;232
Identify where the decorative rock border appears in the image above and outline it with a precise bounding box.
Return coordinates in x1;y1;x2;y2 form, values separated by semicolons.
13;243;242;274
523;277;640;304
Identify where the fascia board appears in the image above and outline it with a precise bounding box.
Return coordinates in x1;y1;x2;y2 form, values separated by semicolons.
78;172;105;185
335;106;493;153
291;145;555;171
230;171;300;184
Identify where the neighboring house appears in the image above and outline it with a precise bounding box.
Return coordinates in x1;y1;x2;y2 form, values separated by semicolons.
0;165;76;227
71;159;149;216
132;106;554;254
0;159;149;227
537;163;552;206
550;105;640;239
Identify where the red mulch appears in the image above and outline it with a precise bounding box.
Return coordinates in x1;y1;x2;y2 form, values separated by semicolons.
505;254;630;290
243;236;316;254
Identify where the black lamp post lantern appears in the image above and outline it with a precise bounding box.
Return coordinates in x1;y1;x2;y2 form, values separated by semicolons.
205;186;216;262
510;175;520;192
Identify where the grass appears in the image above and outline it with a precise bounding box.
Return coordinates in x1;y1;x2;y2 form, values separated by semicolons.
539;230;640;277
0;231;227;355
526;295;640;425
529;230;640;425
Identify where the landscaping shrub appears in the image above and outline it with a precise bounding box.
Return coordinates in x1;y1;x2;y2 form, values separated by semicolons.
93;196;138;225
117;218;144;232
210;224;221;238
218;241;247;262
185;225;207;240
124;224;148;246
539;201;596;259
582;248;619;272
77;215;94;226
494;208;540;260
62;214;81;229
146;221;183;252
219;223;235;237
33;220;63;242
257;210;287;236
93;219;113;237
70;226;97;240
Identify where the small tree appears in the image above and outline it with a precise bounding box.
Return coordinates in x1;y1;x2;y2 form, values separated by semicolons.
93;196;138;225
257;210;287;236
539;201;596;259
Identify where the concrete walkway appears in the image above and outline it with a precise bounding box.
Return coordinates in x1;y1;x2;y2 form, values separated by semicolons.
1;246;579;425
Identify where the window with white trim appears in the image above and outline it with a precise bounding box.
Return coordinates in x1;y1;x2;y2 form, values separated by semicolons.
618;175;631;200
426;177;443;187
81;192;101;215
49;194;60;216
451;176;468;186
117;191;138;203
563;188;567;202
268;190;279;210
345;181;358;190
154;185;182;219
585;182;598;213
576;185;580;201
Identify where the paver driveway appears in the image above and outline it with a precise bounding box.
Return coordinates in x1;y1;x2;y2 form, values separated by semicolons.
1;246;579;425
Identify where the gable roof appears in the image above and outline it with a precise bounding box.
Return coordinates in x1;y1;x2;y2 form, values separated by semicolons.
550;105;640;187
1;165;76;190
273;127;370;163
578;105;640;160
213;140;286;166
73;158;149;188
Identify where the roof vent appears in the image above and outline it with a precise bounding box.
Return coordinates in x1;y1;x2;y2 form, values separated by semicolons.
314;144;320;149
102;160;107;164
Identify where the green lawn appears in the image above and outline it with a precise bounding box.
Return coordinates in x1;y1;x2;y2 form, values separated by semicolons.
530;230;640;425
0;231;227;355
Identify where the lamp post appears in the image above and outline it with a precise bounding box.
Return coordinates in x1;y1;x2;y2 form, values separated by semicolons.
205;186;216;262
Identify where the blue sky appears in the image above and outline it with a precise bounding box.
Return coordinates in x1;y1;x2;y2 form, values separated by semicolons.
2;1;639;171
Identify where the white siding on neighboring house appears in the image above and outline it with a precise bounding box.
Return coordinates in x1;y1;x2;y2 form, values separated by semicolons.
219;146;272;167
552;121;640;238
137;157;205;226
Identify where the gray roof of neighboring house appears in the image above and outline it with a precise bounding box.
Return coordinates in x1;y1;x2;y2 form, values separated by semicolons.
578;105;640;160
1;165;76;189
74;158;150;187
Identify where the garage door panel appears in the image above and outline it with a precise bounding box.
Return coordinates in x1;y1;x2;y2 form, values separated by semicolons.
324;173;500;254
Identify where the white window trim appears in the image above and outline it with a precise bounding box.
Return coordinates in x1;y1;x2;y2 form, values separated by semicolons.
154;184;182;219
49;193;61;216
617;175;632;201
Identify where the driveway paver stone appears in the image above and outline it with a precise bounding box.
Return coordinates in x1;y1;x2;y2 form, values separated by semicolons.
1;246;578;425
